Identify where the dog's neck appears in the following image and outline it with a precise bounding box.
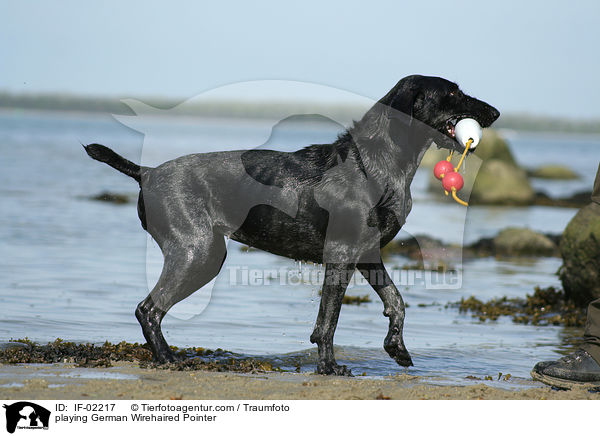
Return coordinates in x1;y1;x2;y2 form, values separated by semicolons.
341;107;433;193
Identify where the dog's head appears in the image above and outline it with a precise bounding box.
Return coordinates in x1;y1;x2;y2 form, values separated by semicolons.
380;75;500;152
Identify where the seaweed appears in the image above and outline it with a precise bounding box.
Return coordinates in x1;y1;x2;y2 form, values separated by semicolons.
0;339;280;373
341;294;372;305
318;290;371;305
453;286;587;327
400;261;456;272
143;357;279;373
0;338;152;366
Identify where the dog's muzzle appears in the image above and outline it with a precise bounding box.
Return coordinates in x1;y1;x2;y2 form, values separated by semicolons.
454;118;482;149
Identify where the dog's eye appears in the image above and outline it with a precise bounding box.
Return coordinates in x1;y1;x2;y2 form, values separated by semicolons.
449;91;456;97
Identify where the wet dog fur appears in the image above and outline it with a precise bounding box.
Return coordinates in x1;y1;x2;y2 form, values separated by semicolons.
84;75;499;375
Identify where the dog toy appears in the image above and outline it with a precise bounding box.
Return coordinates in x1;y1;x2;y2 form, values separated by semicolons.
433;118;482;206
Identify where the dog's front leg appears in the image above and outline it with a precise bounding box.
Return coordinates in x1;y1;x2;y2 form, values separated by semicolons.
358;261;413;367
310;263;355;376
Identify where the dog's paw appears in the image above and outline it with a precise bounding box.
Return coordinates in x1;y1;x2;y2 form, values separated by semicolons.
315;361;354;376
154;351;180;364
385;343;413;367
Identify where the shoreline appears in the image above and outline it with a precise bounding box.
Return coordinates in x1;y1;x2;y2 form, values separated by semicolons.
1;362;598;400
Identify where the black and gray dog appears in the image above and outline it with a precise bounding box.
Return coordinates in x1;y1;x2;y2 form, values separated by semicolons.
85;75;499;375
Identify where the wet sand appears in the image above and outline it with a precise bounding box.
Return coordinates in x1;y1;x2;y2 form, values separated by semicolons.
1;362;597;400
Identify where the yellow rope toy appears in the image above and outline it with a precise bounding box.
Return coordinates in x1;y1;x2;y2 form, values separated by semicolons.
432;118;482;207
444;139;471;206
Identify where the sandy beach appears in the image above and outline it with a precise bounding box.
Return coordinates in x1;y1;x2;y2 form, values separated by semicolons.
1;362;598;400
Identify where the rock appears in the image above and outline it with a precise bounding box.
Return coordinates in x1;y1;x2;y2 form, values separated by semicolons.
559;202;600;306
464;237;495;257
533;190;592;208
422;128;511;169
528;165;579;180
470;159;534;205
421;146;449;168
382;229;560;262
472;129;516;165
88;191;132;204
381;234;463;264
493;227;557;256
382;234;445;260
426;130;535;205
425;129;515;170
465;231;560;257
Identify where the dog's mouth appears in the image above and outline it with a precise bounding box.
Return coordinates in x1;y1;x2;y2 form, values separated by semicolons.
444;115;471;140
445;119;456;138
438;114;486;153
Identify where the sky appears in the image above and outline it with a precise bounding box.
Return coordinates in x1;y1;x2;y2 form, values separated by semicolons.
1;0;599;118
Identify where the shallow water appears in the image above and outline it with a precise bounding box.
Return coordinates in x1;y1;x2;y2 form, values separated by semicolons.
1;109;599;385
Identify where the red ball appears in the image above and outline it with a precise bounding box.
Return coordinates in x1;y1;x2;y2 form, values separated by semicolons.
442;171;464;192
433;160;454;180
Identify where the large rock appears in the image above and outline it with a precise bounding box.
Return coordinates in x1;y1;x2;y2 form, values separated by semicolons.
426;129;534;205
421;146;449;168
528;165;579;180
470;159;535;205
423;129;514;169
533;190;592;208
493;227;557;256
470;130;534;204
472;129;516;165
559;202;600;306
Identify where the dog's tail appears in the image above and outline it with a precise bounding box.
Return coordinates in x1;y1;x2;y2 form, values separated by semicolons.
84;143;141;183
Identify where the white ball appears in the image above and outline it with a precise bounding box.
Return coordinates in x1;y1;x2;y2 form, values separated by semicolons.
455;118;482;149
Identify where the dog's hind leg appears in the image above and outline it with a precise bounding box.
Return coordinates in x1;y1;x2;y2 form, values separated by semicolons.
310;263;355;376
135;232;227;363
357;261;413;367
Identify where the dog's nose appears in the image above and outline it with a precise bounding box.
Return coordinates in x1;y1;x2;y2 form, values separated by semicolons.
490;106;500;121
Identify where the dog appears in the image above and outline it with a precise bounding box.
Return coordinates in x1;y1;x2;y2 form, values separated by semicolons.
85;75;499;375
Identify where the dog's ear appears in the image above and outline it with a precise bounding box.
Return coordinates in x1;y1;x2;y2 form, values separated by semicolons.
355;76;425;141
380;75;424;124
390;90;424;125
